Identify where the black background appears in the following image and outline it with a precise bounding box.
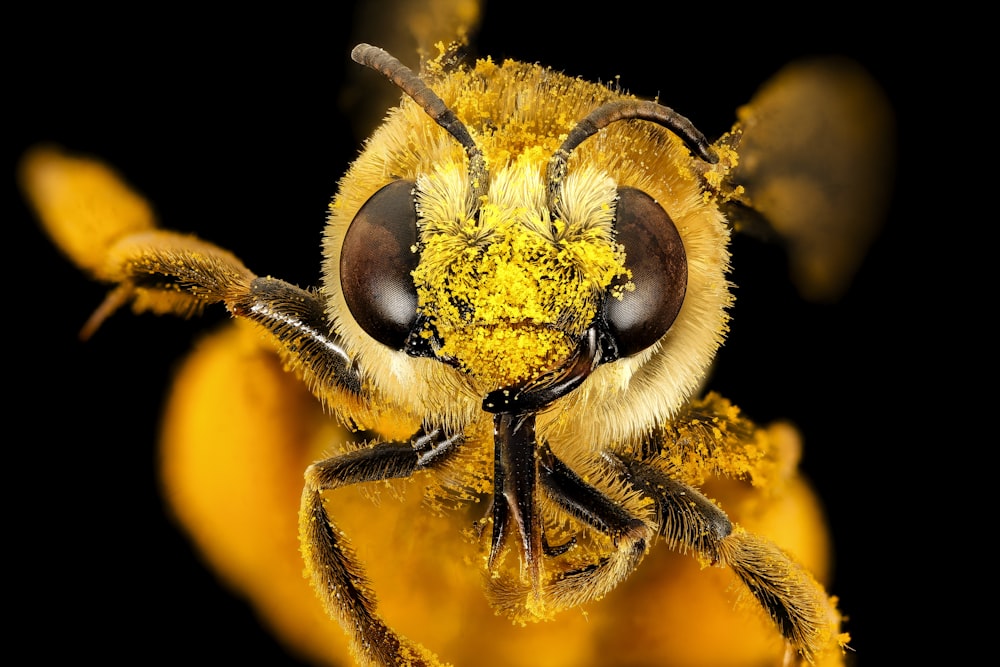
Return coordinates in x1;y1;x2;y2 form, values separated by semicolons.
11;2;911;664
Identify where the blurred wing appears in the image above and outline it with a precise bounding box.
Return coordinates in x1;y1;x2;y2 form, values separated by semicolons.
721;57;895;302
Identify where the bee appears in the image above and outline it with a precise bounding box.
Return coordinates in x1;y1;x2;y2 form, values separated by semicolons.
18;2;892;665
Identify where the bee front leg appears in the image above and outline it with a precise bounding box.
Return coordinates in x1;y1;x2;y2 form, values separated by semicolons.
485;444;655;620
20;147;364;408
76;229;368;410
299;429;462;667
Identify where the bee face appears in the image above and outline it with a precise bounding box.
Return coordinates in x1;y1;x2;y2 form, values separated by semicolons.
325;58;732;444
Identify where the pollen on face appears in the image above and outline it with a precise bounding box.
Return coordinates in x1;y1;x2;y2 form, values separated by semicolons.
411;170;627;391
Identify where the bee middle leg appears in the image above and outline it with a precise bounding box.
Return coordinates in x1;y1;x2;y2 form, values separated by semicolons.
491;439;826;657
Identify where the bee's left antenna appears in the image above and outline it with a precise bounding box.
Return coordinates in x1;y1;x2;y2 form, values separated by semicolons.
352;43;488;201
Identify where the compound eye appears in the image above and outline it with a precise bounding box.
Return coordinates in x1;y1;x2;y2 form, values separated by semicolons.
604;187;687;357
341;179;420;349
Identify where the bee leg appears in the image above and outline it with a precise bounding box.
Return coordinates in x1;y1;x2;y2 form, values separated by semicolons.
79;228;369;403
613;454;845;664
299;428;462;667
485;445;654;619
540;448;653;602
716;528;844;664
610;453;733;560
20;148;365;400
229;277;363;398
542;534;575;557
540;447;651;548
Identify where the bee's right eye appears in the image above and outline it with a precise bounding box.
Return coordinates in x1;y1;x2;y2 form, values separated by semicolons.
603;187;688;358
341;179;420;349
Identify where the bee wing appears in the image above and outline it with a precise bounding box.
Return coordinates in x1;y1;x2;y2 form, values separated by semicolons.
719;57;895;302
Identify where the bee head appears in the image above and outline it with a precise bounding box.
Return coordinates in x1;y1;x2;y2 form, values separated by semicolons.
333;45;727;422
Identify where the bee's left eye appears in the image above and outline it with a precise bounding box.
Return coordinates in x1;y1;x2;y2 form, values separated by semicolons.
603;187;688;357
340;179;420;349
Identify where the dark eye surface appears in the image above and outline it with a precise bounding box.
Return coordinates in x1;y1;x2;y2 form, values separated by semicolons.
603;187;687;357
340;179;420;349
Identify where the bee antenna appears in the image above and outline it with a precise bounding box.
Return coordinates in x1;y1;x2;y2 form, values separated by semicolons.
547;100;717;213
352;43;488;201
